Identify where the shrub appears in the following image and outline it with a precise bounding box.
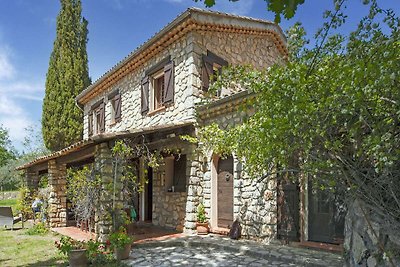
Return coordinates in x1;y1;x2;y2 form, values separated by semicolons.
25;222;48;235
109;226;132;250
197;203;207;223
55;236;86;256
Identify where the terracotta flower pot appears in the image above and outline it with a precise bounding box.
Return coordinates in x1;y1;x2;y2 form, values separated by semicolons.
68;249;88;267
196;222;209;235
115;244;131;260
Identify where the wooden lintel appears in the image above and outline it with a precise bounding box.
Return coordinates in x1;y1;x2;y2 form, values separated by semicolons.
58;146;95;165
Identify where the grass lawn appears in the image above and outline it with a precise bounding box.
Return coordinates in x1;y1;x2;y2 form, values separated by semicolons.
0;222;67;267
0;199;18;213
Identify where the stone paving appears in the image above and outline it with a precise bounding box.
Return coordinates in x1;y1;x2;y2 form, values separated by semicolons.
126;235;343;267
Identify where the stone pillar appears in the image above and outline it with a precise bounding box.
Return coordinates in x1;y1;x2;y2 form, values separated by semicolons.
184;150;202;234
25;169;39;191
95;142;123;242
48;159;67;227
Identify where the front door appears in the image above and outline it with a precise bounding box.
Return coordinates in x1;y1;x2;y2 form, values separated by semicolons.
277;181;300;242
217;156;234;228
308;185;345;244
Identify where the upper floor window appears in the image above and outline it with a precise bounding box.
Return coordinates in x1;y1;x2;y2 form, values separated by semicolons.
202;51;228;93
88;100;105;136
152;70;165;111
141;57;174;115
108;90;121;124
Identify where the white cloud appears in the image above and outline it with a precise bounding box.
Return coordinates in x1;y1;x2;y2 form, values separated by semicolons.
0;44;42;151
0;116;34;145
0;47;15;80
0;96;24;116
0;80;44;99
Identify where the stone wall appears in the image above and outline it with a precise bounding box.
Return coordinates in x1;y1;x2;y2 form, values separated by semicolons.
83;28;283;140
25;169;39;190
191;30;284;100
83;34;197;139
194;106;278;242
344;200;400;267
152;144;198;232
48;159;67;228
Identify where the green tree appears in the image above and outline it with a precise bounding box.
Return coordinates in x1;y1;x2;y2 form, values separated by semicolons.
0;125;17;190
0;125;16;167
199;1;399;226
42;0;90;151
194;0;305;22
0;126;49;190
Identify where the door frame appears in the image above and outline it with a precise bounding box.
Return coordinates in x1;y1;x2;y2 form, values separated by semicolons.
210;154;234;230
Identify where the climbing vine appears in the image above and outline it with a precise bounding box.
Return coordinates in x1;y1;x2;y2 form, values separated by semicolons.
194;0;400;234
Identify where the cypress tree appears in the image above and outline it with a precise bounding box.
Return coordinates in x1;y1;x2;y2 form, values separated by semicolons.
42;0;90;151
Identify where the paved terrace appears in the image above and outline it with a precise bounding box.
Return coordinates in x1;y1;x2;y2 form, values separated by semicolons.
127;235;343;267
52;226;343;266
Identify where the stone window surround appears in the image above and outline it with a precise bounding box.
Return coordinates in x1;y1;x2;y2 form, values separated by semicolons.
163;154;187;193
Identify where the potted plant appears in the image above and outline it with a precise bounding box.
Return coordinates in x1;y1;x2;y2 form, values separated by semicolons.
109;226;133;260
196;203;209;235
55;236;88;267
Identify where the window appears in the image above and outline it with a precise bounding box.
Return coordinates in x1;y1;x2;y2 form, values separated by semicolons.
164;154;187;192
108;90;121;124
152;70;165;111
95;109;102;134
201;51;228;92
141;58;174;115
88;101;105;136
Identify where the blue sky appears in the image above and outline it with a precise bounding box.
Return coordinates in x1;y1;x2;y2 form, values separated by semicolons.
0;0;399;152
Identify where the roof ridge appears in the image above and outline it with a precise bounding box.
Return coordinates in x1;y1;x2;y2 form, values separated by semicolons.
76;7;286;104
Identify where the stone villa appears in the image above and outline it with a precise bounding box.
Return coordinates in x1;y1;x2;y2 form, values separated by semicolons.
18;8;345;247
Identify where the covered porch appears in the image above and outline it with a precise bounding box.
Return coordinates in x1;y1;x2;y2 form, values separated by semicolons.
17;122;196;241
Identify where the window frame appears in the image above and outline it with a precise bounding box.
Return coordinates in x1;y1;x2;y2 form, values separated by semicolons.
88;100;105;136
150;69;165;112
163;154;187;193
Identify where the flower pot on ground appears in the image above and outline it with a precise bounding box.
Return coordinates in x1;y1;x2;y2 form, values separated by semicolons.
109;226;133;260
69;249;88;267
55;236;88;267
196;203;209;235
196;222;210;235
115;243;131;260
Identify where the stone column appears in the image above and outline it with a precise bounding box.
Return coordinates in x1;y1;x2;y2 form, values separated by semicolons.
25;169;39;191
48;159;67;227
184;150;202;234
95;142;123;242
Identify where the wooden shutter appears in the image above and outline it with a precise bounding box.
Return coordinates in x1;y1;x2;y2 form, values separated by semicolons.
202;55;214;92
99;102;105;132
88;111;93;136
173;155;187;192
114;93;121;122
163;61;174;104
201;52;228;92
141;76;149;115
